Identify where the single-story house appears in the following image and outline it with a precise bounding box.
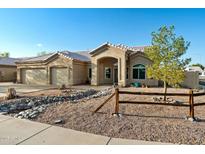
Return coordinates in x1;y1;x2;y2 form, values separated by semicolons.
0;57;20;82
16;51;91;85
90;42;199;88
90;42;158;87
16;42;199;88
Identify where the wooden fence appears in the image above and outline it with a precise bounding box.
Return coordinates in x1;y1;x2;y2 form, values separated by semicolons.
114;88;205;120
93;88;205;120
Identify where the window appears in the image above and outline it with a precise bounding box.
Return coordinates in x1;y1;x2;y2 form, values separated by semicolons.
126;67;129;79
105;67;111;79
89;68;92;79
133;64;145;79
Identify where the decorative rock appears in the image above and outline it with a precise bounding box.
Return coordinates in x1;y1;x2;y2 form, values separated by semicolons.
113;113;123;118
0;112;8;115
28;100;35;107
1;88;112;120
54;119;65;124
38;107;44;113
9;104;17;111
188;117;196;122
17;116;23;119
30;114;38;119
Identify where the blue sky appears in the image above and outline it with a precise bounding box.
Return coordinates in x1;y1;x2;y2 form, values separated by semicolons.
0;8;204;65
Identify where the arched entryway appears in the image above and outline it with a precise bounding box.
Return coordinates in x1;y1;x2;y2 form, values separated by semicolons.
97;57;118;85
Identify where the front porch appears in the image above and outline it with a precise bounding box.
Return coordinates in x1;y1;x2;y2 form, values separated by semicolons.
91;56;127;87
89;42;159;87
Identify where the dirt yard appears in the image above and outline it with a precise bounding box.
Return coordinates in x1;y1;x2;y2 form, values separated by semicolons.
29;87;205;145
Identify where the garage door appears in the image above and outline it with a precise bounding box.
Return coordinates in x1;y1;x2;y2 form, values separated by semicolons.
21;68;47;85
51;67;69;85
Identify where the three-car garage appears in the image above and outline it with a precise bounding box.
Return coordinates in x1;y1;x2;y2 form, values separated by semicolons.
16;51;90;86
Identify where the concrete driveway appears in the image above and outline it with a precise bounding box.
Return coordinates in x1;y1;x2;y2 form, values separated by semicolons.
0;82;56;97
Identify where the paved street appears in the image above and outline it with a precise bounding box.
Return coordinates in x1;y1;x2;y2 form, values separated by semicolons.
0;115;172;145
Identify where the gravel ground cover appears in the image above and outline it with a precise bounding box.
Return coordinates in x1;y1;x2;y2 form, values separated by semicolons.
1;86;205;144
34;87;205;145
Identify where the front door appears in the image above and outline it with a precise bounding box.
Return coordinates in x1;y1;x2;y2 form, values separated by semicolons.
114;68;118;83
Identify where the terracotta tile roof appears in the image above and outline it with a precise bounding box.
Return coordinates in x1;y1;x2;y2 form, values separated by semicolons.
90;42;149;55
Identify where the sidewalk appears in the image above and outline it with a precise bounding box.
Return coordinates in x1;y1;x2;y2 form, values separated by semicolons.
0;115;172;145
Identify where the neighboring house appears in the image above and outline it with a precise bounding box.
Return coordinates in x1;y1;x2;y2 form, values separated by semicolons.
186;66;205;80
0;57;20;82
15;42;199;88
185;66;203;73
16;51;91;85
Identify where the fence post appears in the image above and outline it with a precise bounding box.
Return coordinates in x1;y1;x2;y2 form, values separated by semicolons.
115;88;119;114
189;89;195;120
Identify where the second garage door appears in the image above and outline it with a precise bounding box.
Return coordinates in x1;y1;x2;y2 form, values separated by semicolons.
21;68;47;85
51;67;69;85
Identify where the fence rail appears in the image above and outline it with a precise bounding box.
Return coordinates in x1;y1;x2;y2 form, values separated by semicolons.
93;87;205;120
118;91;190;96
114;88;205;120
92;93;115;114
119;101;190;107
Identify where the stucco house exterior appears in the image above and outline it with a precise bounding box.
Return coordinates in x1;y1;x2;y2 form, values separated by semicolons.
90;42;159;87
90;42;199;88
15;42;199;88
0;57;19;82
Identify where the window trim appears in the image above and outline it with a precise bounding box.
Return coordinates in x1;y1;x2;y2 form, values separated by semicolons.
105;67;111;79
132;64;146;79
126;67;129;79
88;68;92;79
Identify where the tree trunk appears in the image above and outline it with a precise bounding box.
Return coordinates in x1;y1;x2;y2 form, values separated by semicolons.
6;88;16;100
163;81;167;101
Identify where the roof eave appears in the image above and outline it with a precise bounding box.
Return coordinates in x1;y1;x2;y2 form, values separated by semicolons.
16;52;58;64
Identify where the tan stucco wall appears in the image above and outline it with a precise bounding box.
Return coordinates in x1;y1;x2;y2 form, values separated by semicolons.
91;47;158;87
72;61;90;85
181;71;199;89
16;55;90;86
0;65;17;82
128;53;159;87
91;46;127;86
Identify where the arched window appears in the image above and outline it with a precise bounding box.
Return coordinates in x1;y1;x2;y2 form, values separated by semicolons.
133;64;145;79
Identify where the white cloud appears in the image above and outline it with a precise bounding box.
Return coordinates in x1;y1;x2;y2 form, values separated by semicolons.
36;43;43;47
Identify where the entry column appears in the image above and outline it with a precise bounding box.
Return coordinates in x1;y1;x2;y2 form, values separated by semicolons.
91;58;99;86
121;55;127;87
